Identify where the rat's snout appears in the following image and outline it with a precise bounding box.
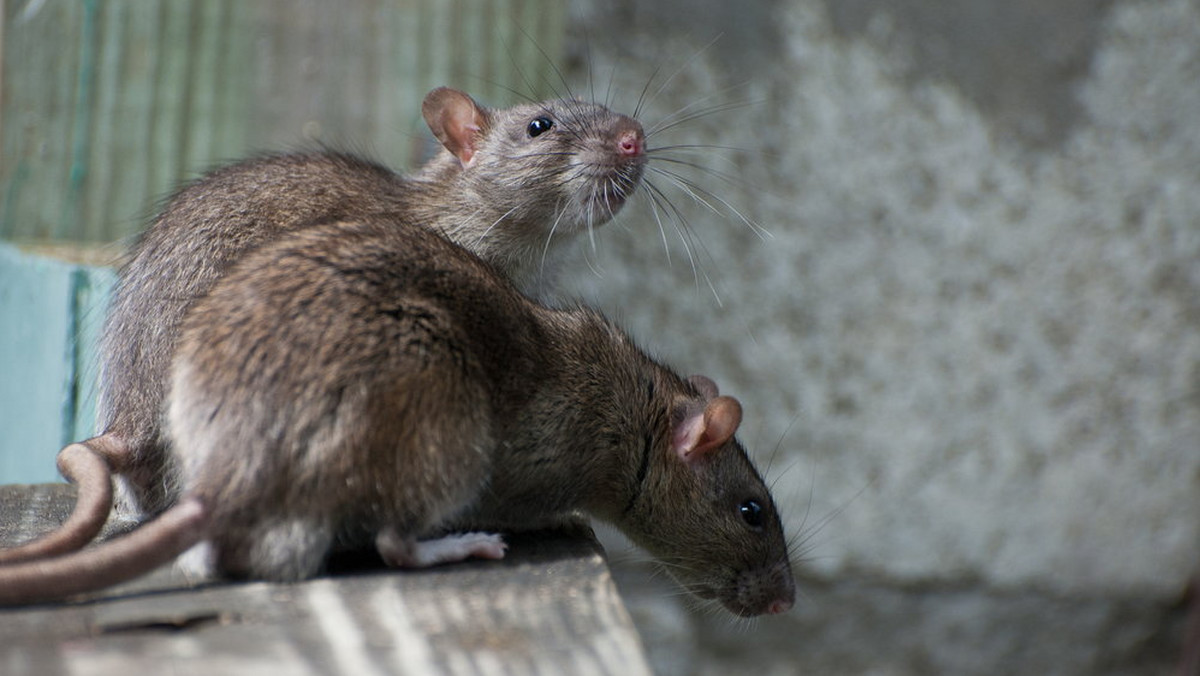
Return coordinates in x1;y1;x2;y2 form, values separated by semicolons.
727;558;797;617
614;117;646;158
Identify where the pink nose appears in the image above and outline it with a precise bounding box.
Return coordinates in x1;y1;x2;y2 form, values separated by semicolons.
766;597;793;615
618;130;644;157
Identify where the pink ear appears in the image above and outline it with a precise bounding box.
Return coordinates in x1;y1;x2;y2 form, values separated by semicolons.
422;87;487;168
672;396;743;463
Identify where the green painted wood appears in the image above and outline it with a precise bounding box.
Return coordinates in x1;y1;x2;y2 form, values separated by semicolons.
1;0;566;245
0;245;114;484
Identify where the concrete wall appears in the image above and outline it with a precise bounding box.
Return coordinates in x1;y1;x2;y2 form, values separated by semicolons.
562;0;1199;673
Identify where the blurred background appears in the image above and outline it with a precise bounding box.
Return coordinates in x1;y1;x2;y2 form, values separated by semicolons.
2;0;1197;673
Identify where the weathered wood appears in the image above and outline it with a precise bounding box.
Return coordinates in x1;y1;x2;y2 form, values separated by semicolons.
0;483;653;675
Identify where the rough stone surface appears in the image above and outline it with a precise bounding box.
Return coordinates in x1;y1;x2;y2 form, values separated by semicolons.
567;0;1199;672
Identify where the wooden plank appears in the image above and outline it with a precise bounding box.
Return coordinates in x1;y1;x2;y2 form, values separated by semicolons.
0;484;653;675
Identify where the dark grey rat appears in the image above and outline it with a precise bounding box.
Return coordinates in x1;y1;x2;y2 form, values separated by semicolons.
0;219;795;617
0;87;646;564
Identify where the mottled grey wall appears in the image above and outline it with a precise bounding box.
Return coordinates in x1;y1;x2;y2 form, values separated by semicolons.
562;0;1199;673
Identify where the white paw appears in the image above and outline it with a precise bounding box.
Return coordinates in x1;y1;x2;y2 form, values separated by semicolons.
377;530;507;569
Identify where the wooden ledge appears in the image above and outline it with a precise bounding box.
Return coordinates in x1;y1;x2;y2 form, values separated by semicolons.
0;484;652;675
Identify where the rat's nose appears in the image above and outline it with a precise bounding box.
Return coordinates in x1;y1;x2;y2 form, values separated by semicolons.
614;118;645;158
618;129;644;157
766;597;794;615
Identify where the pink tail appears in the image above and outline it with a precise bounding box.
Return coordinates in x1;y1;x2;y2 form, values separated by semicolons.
0;437;120;564
0;498;206;606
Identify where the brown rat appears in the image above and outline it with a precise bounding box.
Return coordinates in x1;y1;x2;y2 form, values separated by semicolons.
0;86;646;564
0;219;795;617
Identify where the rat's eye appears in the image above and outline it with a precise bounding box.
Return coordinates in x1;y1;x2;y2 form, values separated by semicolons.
527;116;554;137
739;499;764;529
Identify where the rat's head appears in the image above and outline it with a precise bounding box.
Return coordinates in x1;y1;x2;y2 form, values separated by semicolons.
620;375;795;617
422;87;646;237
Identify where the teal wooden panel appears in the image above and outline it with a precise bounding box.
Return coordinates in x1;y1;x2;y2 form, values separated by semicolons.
68;263;115;445
0;245;114;484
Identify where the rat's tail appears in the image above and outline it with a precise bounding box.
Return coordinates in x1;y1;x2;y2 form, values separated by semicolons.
0;497;206;605
0;436;122;564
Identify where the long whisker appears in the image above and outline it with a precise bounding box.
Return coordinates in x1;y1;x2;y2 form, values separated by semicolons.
647;165;772;240
764;414;800;478
641;179;724;306
789;480;874;558
642;182;675;267
633;62;665;120
474;205;522;248
647;97;764;138
496;29;544;102
540;199;572;274
645;148;756;184
637;33;725;119
515;25;576;100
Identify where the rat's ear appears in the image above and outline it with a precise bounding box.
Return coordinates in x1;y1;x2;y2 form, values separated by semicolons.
671;396;743;463
686;375;719;400
423;87;488;168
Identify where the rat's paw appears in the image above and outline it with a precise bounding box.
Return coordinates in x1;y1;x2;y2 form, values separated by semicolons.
376;529;506;568
442;531;507;561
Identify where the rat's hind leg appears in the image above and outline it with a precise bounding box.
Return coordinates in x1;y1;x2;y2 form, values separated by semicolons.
214;518;336;582
375;527;506;568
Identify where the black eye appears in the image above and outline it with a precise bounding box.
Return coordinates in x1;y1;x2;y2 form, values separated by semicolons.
739;499;764;528
527;116;554;137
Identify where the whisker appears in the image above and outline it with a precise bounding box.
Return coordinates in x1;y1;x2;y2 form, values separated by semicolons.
647;165;772;240
764;414;800;477
539;200;572;274
791;464;819;550
495;30;544;103
642;180;704;294
643;185;675;267
789;480;874;556
474;205;522;248
647;97;764;138
603;58;619;112
636;33;725;120
768;456;804;496
584;33;596;105
646;177;728;269
642;178;726;306
516;25;576;101
633;62;665;120
581;244;606;279
645;150;754;187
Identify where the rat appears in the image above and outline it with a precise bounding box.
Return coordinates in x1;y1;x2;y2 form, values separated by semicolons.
0;218;795;617
0;86;646;565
